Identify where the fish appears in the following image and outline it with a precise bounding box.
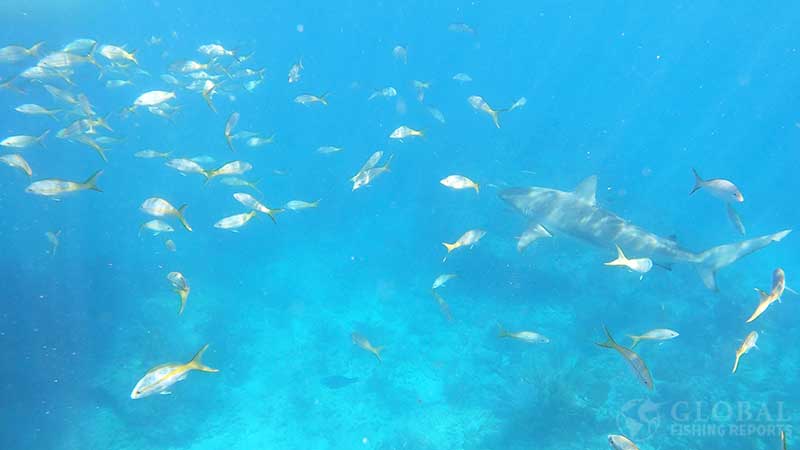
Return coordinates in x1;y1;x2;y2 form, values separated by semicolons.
220;177;260;193
164;239;176;252
224;112;239;151
161;74;180;85
726;203;746;236
596;326;654;390
190;155;216;164
140;198;192;232
38;51;99;69
133;90;175;107
351;332;383;362
608;434;639;450
392;45;408;64
432;273;457;290
320;375;359;389
233;193;282;223
294;94;328;106
98;45;137;64
198;43;235;58
352;156;393;191
746;268;786;323
317;146;342;154
431;289;453;321
368;87;397;101
284;199;320;211
412;80;430;102
732;330;759;374
516;224;552;252
62;39;96;55
781;430;787;450
427;106;446;124
468;96;503;128
389;126;423;140
130;344;217;399
497;323;549;343
604;245;654;278
166;158;206;176
166;272;190;315
440;175;479;193
15;104;61;120
26;170;102;197
204;161;252;182
243;79;263;92
171;60;211;73
452;73;472;83
351;151;383;181
139;219;174;236
628;329;680;348
0;42;45;63
214;211;257;231
442;229;486;255
690;168;744;202
44;84;78;105
201;80;219;112
0;154;32;177
105;79;133;88
448;23;476;34
1;131;49;149
246;135;275;147
499;175;791;291
508;97;527;111
134;150;170;159
72;134;108;162
288;60;303;83
20;66;73;84
45;231;61;256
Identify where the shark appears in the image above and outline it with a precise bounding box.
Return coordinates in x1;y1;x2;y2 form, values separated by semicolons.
499;176;791;290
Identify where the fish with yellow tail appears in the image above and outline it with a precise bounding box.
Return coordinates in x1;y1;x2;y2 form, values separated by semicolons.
732;330;759;374
166;271;190;315
440;175;479;194
233;193;283;223
604;245;653;279
351;332;383;362
130;344;217;399
204;160;252;183
497;323;549;343
389;125;423;140
608;434;639;450
214;211;257;231
627;329;679;348
442;229;486;261
746;268;786;323
140;198;192;232
596;325;654;390
294;93;328;106
26;170;102;197
0;154;32;177
467;95;504;128
781;429;787;450
224;112;239;151
45;231;61;256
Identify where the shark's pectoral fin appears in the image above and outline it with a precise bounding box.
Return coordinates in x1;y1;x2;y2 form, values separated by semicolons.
697;266;719;292
574;175;597;205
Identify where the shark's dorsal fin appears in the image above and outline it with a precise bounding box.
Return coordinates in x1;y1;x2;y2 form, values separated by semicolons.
574;176;597;205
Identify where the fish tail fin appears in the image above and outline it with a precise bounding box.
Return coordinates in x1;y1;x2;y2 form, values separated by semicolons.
497;322;509;338
48;110;62;121
320;93;329;105
129;49;138;65
98;114;113;131
265;208;283;224
82;170;103;192
177;289;188;315
596;325;617;349
732;353;741;374
628;335;641;348
604;245;628;266
311;199;321;208
695;230;791;291
28;41;45;56
225;135;235;152
473;183;480;194
95;145;108;162
187;344;219;373
373;347;383;363
442;242;458;253
690;168;704;195
490;110;501;128
176;204;193;232
37;129;49;148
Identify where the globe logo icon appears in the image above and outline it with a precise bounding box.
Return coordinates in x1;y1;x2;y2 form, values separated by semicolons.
616;398;661;441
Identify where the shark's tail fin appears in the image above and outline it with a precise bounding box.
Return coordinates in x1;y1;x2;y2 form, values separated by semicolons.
695;230;791;291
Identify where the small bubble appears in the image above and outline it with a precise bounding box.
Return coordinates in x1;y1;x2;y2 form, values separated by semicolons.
296;24;304;33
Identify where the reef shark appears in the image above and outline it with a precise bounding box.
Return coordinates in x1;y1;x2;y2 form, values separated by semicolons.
500;176;791;290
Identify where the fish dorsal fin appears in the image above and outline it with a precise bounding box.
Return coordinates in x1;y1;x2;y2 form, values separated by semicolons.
574;176;597;205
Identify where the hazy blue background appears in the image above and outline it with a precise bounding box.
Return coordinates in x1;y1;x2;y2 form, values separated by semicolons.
0;1;797;449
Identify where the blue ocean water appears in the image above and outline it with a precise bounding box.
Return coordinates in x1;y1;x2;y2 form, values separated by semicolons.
0;1;798;449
